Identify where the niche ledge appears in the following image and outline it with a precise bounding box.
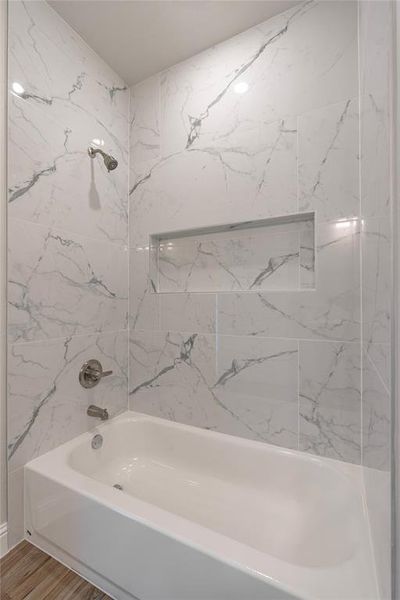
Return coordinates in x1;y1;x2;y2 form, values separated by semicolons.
149;212;315;294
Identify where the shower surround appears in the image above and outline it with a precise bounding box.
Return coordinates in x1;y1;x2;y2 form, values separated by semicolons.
129;0;361;460
7;0;129;546
6;2;393;596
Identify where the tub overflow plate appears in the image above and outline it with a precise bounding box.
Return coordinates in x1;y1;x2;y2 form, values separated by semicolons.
91;434;103;449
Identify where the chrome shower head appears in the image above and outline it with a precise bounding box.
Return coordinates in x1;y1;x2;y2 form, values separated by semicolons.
88;146;118;172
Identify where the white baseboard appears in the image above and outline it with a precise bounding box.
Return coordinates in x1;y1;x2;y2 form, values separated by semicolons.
0;522;8;557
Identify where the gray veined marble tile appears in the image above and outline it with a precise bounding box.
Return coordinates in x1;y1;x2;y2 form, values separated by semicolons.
160;0;357;155
218;219;360;342
154;225;303;293
129;331;218;427
8;0;129;245
360;92;391;219
362;351;391;471
299;340;361;464
184;118;298;218
8;92;129;245
129;245;160;332
8;218;128;343
130;74;161;165
359;0;393;104
362;216;391;391
129;119;298;249
298;98;359;220
159;293;216;334
129;331;298;448
213;336;298;448
362;217;391;390
7;330;128;471
299;219;315;289
9;1;129;145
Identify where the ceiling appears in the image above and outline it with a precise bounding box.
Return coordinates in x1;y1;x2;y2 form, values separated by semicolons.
48;0;300;86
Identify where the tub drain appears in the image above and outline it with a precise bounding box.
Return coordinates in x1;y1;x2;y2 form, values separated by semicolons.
113;483;123;490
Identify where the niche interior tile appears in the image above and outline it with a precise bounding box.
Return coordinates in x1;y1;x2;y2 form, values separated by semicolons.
213;336;298;448
7;330;128;471
298;98;359;220
299;219;315;289
155;225;301;293
362;352;391;471
299;340;361;464
8;218;128;343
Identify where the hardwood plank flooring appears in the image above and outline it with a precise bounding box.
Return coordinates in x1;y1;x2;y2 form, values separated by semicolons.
0;541;111;600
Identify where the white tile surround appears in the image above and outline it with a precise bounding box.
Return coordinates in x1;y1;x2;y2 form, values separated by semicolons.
129;0;363;464
7;0;129;547
7;3;393;590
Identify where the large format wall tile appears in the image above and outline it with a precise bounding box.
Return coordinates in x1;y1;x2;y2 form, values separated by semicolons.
129;331;298;447
218;220;360;341
128;0;361;464
299;340;361;464
8;0;130;546
8;1;129;245
360;1;392;220
129;245;159;331
298;98;359;220
213;336;298;448
362;217;391;390
159;293;216;334
8;330;128;471
9;1;128;142
129;331;218;427
130;120;298;248
130;75;161;165
160;1;357;154
8;218;128;343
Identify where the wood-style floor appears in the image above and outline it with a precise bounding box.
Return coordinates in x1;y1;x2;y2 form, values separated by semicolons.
0;541;112;599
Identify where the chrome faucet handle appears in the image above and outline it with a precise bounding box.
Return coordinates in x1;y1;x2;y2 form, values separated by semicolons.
79;359;113;389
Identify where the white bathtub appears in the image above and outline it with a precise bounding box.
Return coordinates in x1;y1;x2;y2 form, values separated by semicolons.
25;411;378;600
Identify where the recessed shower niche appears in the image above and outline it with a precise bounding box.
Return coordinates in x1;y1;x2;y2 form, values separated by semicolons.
149;212;315;293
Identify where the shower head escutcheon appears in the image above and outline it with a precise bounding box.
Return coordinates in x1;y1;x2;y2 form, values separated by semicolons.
88;146;118;172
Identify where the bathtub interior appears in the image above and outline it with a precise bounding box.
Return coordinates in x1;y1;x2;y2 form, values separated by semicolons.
66;414;364;570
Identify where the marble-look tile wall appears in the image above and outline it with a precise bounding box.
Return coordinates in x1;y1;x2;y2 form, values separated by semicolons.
359;2;394;598
7;1;129;545
129;1;363;465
